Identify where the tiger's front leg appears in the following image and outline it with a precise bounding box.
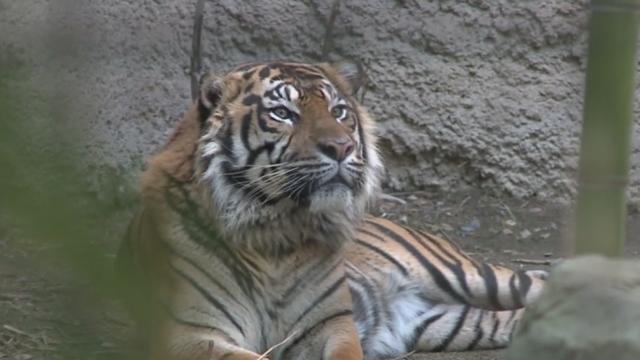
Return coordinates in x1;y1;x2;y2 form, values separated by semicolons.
322;317;364;360
275;307;363;360
324;338;363;360
149;321;269;360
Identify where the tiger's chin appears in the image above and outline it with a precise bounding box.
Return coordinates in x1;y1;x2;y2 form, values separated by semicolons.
307;184;358;213
208;180;368;256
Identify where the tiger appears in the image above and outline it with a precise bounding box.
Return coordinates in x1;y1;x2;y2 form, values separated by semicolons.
116;60;547;360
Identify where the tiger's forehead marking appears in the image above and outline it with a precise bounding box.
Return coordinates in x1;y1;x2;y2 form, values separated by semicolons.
263;79;301;112
265;80;301;102
262;76;342;102
319;79;347;108
237;63;350;113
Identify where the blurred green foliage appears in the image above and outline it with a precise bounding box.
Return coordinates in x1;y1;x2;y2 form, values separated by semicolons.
0;50;138;359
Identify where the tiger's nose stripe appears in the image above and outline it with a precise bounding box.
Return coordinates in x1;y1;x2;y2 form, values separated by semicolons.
317;137;355;162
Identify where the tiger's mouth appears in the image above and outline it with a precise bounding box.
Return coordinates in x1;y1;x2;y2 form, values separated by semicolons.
283;167;363;205
322;174;351;188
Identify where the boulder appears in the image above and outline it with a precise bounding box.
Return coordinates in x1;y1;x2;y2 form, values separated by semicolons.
505;255;640;360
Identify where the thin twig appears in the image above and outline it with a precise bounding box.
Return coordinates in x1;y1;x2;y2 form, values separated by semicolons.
3;324;33;338
512;258;554;266
500;202;516;222
257;331;299;360
190;0;206;100
388;350;416;360
377;193;407;205
320;0;342;60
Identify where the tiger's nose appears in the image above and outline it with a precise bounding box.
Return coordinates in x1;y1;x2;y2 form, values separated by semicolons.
317;136;355;162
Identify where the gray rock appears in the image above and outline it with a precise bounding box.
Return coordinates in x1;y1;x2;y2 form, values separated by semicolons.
505;255;640;360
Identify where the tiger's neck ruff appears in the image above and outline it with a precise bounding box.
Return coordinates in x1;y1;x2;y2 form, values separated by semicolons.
188;62;381;255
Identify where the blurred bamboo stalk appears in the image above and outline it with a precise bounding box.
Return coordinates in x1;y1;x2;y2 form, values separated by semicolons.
574;0;639;256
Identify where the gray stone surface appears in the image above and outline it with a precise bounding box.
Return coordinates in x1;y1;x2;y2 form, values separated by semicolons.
2;0;640;202
505;255;640;360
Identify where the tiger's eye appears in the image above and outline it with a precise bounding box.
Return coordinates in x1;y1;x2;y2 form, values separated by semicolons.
272;107;291;119
331;106;346;119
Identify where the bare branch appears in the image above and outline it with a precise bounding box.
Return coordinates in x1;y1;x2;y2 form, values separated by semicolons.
190;0;206;101
321;0;342;60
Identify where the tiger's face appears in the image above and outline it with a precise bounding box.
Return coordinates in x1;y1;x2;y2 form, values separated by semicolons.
196;61;381;237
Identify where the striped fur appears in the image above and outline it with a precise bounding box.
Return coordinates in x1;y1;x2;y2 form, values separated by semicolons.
117;61;546;360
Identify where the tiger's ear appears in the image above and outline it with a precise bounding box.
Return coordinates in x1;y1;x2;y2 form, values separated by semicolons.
333;61;368;95
199;72;224;110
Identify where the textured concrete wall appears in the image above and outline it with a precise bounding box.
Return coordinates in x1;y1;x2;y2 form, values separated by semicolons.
3;0;640;202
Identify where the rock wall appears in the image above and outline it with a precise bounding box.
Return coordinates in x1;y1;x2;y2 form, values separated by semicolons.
3;0;639;202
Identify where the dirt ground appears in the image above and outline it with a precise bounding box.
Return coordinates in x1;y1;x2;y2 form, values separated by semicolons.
1;189;639;360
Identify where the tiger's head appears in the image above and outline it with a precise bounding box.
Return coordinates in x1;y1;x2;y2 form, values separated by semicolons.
195;61;382;250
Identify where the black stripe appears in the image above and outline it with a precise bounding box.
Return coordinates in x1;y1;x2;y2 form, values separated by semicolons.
516;270;532;304
160;301;238;345
241;284;268;350
168;249;246;310
480;263;502;310
258;66;271;79
466;310;485;350
243;82;255;92
237;253;262;272
257;114;279;133
166;310;231;339
355;240;408;276
509;273;523;308
265;87;281;101
409;312;445;350
280;310;353;359
357;228;387;242
356;113;368;161
242;94;261;106
349;286;366;323
246;145;268;167
170;264;245;336
416;229;472;269
346;273;380;342
240;111;253;150
200;152;214;173
433;306;470;352
275;135;293;163
284;86;291;101
489;311;501;344
221;161;245;187
217;122;236;160
197;98;211;128
291;276;347;327
405;227;473;298
366;220;467;303
221;162;268;205
278;257;341;306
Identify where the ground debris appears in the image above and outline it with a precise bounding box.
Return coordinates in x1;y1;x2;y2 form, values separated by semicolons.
511;258;559;266
3;325;32;338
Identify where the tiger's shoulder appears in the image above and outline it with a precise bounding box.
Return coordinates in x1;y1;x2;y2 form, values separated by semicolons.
138;103;202;207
